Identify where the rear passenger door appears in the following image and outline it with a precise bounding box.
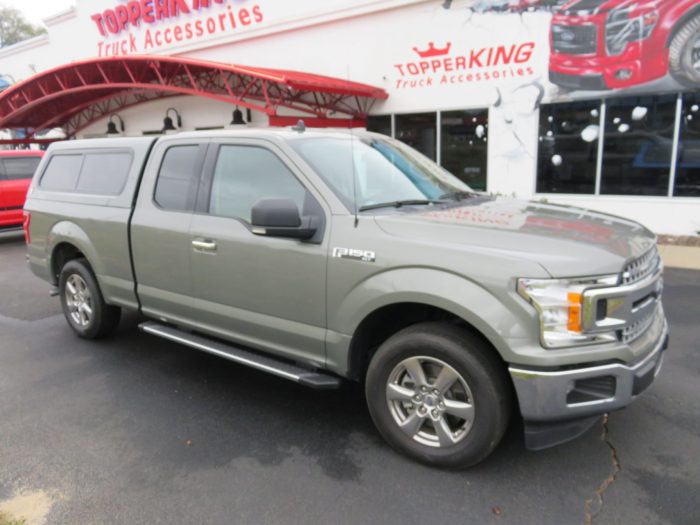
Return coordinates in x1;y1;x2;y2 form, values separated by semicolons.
130;140;207;325
187;139;329;366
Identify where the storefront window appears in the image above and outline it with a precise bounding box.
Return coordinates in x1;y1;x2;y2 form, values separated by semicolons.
536;101;600;194
440;109;488;190
395;112;437;161
674;93;700;197
367;115;391;136
600;95;676;196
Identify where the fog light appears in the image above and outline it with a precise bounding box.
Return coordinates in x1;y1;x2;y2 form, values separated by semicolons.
615;69;633;80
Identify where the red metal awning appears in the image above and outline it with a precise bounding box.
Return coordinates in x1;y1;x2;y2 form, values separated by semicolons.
0;55;388;141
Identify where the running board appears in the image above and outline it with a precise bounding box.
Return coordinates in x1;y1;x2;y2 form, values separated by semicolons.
139;321;341;390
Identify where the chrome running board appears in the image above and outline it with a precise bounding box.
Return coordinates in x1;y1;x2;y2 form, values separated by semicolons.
139;321;341;390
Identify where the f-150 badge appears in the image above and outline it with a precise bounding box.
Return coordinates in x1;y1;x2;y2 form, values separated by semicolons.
332;247;376;263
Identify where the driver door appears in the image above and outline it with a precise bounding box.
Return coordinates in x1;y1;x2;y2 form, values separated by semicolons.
187;139;329;366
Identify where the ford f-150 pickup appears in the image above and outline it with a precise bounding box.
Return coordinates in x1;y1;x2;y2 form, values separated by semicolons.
24;128;668;468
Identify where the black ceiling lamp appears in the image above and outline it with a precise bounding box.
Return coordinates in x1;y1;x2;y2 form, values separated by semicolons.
230;107;246;125
106;114;125;134
162;107;182;132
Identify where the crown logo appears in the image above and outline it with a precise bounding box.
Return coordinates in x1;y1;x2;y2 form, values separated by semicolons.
412;42;452;58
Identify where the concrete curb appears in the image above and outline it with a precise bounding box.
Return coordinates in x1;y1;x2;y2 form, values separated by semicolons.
658;244;700;271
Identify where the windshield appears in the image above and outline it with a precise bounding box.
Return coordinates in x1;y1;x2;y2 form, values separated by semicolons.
289;135;473;211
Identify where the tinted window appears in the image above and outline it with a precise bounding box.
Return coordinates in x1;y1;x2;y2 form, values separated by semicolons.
75;152;132;195
441;109;488;191
536;101;600;194
674;93;700;197
209;146;306;222
40;155;83;191
367;115;391;136
395;112;437;160
154;146;202;211
1;157;41;181
601;95;676;196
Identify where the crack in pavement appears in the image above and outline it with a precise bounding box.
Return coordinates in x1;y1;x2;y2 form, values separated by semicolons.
583;414;621;525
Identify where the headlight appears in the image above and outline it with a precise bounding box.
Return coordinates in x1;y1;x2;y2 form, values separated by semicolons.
517;275;618;348
605;7;659;56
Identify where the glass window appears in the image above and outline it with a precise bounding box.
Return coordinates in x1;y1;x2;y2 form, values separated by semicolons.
209;146;306;223
395;112;437;160
674;93;700;197
600;95;676;196
39;155;83;191
537;101;600;194
75;152;132;195
367;115;391;136
441;109;488;191
1;157;41;181
290;135;471;210
154;145;202;212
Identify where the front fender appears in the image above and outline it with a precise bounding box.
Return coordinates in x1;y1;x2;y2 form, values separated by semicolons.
330;267;534;364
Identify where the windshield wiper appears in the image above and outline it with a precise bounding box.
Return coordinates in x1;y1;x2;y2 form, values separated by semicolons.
358;199;440;212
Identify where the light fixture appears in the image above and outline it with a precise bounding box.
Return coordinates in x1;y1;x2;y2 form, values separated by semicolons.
106;114;125;134
162;108;182;132
230;107;246;125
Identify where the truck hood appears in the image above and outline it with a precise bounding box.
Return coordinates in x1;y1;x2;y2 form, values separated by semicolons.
373;197;656;277
558;0;657;16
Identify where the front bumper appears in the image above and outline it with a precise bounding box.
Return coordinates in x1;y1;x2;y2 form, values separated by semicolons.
549;70;609;91
509;315;667;449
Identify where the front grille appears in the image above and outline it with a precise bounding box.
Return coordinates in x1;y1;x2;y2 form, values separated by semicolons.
620;306;657;344
623;246;661;285
552;24;598;55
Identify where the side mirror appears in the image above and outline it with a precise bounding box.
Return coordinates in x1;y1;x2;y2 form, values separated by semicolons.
251;198;317;240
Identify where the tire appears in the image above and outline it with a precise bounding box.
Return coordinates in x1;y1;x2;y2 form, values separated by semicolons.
365;322;511;469
58;259;121;339
669;15;700;88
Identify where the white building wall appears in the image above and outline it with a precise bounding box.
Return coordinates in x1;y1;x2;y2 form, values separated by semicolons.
0;0;698;235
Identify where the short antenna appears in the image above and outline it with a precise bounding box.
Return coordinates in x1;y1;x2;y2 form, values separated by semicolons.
348;66;359;228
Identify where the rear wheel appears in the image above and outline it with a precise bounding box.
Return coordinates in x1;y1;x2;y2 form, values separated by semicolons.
59;259;121;339
669;15;700;88
365;322;511;469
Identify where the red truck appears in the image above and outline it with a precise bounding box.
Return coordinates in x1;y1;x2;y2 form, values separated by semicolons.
0;150;43;231
549;0;700;90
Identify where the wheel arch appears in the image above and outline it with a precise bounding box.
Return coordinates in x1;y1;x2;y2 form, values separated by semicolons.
346;301;509;381
335;267;529;381
48;221;101;284
666;3;700;48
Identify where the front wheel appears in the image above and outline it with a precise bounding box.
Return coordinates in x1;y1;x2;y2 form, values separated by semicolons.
59;259;121;339
365;322;512;469
669;15;700;88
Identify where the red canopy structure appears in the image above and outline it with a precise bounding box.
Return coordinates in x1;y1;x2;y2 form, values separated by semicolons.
0;55;388;143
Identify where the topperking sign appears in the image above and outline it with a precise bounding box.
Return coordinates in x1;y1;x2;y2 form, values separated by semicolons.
90;0;265;55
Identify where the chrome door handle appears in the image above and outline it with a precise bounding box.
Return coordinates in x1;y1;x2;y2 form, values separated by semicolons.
192;239;217;252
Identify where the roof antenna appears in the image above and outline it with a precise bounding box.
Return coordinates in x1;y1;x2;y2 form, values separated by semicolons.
347;66;359;228
292;119;306;133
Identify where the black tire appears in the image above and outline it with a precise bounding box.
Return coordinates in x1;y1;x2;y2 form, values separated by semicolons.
58;259;121;339
669;15;700;88
365;322;511;469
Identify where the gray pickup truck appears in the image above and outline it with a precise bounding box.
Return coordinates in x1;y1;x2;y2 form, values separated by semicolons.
24;128;667;468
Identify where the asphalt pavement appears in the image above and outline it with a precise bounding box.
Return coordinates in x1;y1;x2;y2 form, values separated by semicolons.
0;233;698;525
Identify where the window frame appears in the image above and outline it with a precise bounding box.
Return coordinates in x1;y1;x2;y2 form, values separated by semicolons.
152;143;208;213
38;149;134;195
195;140;327;236
0;156;42;182
535;92;700;199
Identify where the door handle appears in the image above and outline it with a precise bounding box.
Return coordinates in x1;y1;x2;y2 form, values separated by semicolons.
192;239;217;252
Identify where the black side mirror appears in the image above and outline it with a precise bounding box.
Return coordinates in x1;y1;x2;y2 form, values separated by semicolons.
251;198;317;240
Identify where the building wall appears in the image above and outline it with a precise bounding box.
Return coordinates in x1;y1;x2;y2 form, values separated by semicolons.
1;0;699;234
